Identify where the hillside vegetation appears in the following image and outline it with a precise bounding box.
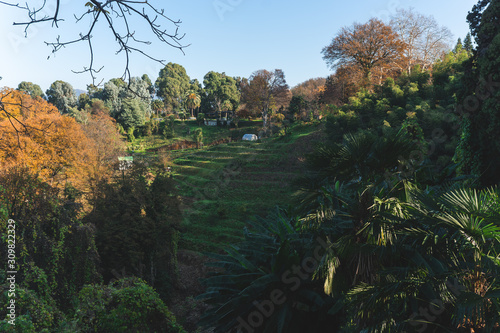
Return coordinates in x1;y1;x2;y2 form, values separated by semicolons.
2;1;500;332
171;122;324;252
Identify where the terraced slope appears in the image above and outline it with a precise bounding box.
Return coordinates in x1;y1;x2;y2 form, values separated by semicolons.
172;123;324;252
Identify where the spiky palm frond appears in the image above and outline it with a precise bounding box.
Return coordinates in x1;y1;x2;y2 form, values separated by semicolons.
439;187;500;221
198;208;342;333
304;130;418;187
395;186;500;331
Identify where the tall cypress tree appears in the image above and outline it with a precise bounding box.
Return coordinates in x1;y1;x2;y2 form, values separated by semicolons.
456;0;500;186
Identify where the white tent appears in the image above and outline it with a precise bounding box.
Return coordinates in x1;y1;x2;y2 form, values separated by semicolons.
242;134;258;141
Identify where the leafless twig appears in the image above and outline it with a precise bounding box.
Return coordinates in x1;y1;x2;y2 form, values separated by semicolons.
2;0;187;84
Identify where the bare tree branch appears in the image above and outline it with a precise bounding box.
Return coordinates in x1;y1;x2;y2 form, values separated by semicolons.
2;0;188;84
390;8;453;73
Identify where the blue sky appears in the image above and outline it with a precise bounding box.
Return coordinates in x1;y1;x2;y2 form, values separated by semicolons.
0;0;478;92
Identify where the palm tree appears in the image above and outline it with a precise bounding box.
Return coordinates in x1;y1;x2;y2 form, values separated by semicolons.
185;91;201;118
346;186;500;332
303;129;418;187
293;130;427;330
199;125;500;332
406;187;500;331
221;99;232;120
198;209;342;333
151;99;165;117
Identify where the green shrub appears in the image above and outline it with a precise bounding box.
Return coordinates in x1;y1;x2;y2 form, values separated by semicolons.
325;111;361;141
161;119;175;139
0;288;64;332
196;113;205;126
193;128;203;148
75;278;185;333
126;126;135;142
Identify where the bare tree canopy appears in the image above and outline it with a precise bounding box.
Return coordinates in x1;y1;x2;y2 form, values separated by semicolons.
390;8;453;72
322;18;405;86
0;0;187;84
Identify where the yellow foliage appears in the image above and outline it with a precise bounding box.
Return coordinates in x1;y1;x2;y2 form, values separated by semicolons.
0;88;28;121
406;111;417;119
274;113;285;122
0;91;111;190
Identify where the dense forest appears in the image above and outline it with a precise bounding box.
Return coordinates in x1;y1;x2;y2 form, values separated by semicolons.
2;0;500;332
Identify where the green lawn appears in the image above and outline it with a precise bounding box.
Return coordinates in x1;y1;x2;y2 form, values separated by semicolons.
128;119;264;153
168;121;325;252
129;120;324;252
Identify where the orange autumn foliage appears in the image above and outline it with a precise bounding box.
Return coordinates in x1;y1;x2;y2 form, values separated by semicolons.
322;18;406;88
80;110;125;191
0;88;24;121
0;88;124;191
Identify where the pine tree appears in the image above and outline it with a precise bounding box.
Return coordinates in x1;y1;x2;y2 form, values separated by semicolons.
453;37;463;54
463;32;474;54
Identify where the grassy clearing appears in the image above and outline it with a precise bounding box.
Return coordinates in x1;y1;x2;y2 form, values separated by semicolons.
129;119;264;152
169;121;325;252
130;120;324;252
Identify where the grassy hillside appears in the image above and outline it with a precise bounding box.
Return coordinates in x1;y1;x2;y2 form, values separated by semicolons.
129;119;265;153
170;122;325;252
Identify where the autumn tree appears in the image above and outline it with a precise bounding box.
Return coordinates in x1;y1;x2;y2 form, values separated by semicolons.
81;111;125;196
390;8;453;73
241;69;291;127
291;77;326;100
320;65;361;105
0;89;91;187
87;98;110;116
0;88;24;122
322;18;406;87
290;77;327;119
